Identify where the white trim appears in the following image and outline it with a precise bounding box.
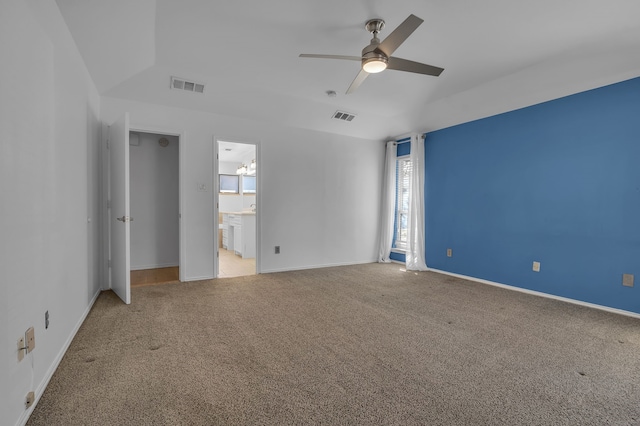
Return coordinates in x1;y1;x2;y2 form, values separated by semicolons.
178;132;186;282
428;268;640;320
17;289;102;426
213;136;219;278
130;263;179;271
392;132;414;142
213;136;261;278
101;122;111;291
103;121;187;289
128;123;187;283
129;124;182;137
261;259;376;274
182;275;215;282
255;141;262;274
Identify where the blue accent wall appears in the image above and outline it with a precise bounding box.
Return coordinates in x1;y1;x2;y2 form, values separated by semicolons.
425;77;640;314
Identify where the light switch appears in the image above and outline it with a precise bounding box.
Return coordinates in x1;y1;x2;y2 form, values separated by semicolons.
532;261;540;272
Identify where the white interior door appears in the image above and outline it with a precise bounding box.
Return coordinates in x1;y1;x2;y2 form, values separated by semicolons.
109;113;131;304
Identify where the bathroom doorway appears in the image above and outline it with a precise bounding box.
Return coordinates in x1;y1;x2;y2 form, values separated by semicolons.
216;140;258;278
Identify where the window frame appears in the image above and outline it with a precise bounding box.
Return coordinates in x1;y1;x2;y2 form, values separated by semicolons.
392;155;412;251
219;174;240;194
241;175;256;194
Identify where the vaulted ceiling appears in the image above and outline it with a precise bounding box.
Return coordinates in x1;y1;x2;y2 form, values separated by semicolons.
56;0;640;139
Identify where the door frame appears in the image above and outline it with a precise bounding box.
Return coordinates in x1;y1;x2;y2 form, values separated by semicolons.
130;125;186;283
102;122;187;289
213;136;261;278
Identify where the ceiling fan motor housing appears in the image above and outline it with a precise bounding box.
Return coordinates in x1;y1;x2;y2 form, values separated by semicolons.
362;18;388;72
365;18;385;34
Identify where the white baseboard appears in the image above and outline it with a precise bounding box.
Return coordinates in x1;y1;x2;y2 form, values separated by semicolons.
130;262;179;271
428;268;640;320
261;259;377;274
183;275;214;282
17;288;102;426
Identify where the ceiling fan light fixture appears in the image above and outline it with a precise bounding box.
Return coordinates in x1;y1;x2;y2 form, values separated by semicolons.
362;56;388;73
300;14;443;94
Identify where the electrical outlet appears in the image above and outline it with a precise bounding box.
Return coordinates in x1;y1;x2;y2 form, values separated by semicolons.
275;246;280;254
17;337;25;362
25;391;35;408
532;261;541;272
623;274;634;287
447;248;452;257
25;327;35;353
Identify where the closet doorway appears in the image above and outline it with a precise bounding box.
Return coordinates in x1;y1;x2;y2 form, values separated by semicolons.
129;131;181;287
216;140;258;278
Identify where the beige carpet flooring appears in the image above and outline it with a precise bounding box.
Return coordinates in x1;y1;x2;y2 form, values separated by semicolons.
28;263;640;425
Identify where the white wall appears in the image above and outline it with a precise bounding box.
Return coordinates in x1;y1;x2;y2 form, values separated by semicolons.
101;98;384;278
0;1;102;425
219;160;238;174
130;132;179;270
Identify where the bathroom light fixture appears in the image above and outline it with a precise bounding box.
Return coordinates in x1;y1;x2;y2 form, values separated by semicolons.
236;164;247;175
246;159;257;175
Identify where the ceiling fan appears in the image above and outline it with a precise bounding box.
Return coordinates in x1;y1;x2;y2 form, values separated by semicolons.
300;14;444;94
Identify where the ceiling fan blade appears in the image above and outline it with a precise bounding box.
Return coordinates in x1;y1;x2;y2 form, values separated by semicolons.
299;54;361;61
377;14;423;57
346;69;369;94
387;57;444;76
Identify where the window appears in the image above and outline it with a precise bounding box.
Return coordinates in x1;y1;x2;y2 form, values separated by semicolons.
393;157;412;250
242;175;256;194
219;174;239;194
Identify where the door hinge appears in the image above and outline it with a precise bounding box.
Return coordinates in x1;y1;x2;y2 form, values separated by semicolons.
106;141;110;150
217;251;219;258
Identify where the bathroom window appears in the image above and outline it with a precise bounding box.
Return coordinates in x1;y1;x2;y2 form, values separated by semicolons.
219;174;239;194
242;175;256;194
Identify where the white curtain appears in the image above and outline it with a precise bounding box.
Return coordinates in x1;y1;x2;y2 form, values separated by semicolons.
406;134;428;271
378;141;397;262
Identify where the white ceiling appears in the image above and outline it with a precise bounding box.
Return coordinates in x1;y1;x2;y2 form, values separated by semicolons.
56;0;640;140
218;141;255;163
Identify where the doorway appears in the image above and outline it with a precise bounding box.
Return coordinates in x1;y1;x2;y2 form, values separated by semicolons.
129;131;180;287
216;140;258;278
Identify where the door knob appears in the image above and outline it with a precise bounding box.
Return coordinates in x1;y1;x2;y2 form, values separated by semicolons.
117;216;133;222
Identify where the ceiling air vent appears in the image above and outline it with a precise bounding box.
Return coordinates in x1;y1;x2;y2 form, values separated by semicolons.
332;111;356;122
170;76;205;94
